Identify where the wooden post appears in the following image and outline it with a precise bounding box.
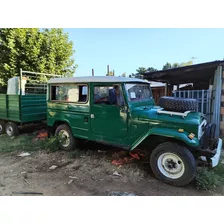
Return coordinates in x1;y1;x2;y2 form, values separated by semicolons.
164;83;168;96
92;69;94;76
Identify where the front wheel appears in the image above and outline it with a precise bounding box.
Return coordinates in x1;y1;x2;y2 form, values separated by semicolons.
55;124;76;151
150;142;196;186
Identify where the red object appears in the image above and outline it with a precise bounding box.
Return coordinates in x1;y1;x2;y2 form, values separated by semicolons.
37;131;48;139
112;151;145;166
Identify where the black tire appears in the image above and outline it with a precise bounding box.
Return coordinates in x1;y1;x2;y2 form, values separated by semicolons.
5;122;19;137
208;123;216;140
150;142;196;186
55;124;76;151
0;120;6;135
158;97;197;112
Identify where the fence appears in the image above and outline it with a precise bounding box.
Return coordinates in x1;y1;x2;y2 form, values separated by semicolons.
173;89;214;122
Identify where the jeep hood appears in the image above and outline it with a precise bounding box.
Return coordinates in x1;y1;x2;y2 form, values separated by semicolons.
131;105;203;126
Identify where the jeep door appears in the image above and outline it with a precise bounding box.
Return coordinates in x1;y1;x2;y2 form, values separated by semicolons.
90;84;128;141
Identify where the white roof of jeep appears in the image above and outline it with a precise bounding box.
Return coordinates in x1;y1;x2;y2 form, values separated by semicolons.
48;76;150;84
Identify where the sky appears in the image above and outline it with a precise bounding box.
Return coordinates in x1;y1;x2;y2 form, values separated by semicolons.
64;28;224;77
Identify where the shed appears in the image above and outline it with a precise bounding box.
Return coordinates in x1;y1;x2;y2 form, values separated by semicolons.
143;60;224;137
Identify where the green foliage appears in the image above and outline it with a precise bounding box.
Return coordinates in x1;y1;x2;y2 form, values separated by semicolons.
44;136;60;152
147;67;157;72
136;67;147;74
195;164;224;191
172;63;179;68
106;71;114;76
0;134;59;152
162;62;172;70
0;28;77;86
121;72;126;77
179;61;193;67
162;61;193;70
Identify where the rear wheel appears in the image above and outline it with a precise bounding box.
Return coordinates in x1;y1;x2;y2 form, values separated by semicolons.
0;120;6;135
5;122;19;137
55;124;76;151
150;142;196;186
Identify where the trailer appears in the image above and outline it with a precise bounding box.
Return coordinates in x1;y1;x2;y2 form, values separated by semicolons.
0;69;60;136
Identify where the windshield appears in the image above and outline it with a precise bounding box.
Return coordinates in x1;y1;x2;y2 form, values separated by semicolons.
125;83;152;102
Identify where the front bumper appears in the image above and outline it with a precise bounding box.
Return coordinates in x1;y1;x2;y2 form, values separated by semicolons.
210;138;222;167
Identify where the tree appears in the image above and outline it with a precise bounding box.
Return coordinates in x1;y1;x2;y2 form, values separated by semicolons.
172;63;179;68
179;60;193;67
106;71;114;76
147;67;157;72
162;62;172;70
121;72;126;77
162;61;193;70
0;28;77;86
136;67;147;74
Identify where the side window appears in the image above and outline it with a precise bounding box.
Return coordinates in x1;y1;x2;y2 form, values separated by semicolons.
94;85;124;106
94;86;113;104
51;84;88;103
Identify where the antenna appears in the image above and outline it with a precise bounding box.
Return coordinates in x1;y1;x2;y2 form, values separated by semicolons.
190;57;197;63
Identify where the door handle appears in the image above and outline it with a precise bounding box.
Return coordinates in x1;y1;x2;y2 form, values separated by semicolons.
90;114;95;119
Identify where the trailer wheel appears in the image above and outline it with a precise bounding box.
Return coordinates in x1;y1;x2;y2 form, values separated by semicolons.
0;120;6;135
55;124;76;151
6;122;19;137
150;142;196;186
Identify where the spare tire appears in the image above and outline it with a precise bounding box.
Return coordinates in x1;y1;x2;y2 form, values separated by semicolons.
158;97;198;112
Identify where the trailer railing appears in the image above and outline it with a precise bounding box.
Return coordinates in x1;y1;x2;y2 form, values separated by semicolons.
20;68;61;95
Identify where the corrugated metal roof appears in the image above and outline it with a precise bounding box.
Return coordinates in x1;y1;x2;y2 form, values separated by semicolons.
143;60;224;85
149;81;165;87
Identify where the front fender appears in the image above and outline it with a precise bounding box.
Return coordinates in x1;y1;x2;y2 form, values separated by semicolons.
130;127;199;150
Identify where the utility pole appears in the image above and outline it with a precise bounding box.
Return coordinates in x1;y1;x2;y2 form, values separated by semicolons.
107;65;109;76
113;70;115;76
92;69;94;76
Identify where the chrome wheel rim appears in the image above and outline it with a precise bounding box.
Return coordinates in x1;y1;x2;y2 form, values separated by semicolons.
58;130;70;147
6;125;13;136
0;124;3;133
157;153;185;179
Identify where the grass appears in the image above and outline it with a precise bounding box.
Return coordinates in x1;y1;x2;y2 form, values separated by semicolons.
0;133;59;153
195;154;224;192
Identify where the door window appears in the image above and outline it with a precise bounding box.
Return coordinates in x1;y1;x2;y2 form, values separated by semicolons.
94;85;124;106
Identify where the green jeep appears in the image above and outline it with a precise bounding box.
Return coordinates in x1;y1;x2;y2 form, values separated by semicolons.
47;76;222;186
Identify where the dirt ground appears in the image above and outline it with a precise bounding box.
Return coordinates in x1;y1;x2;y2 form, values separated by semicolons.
0;140;218;196
0;124;223;196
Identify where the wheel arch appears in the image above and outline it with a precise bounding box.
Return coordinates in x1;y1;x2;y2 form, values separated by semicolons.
51;120;72;135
